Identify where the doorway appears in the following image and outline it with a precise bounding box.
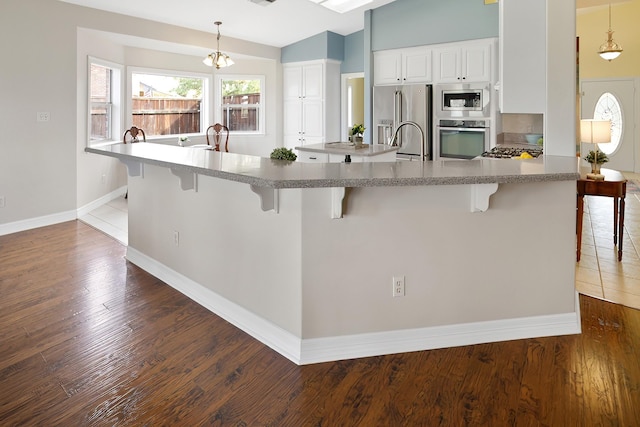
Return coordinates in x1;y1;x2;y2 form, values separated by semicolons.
341;73;365;141
581;79;636;172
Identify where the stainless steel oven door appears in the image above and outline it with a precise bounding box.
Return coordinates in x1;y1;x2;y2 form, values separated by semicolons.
436;126;489;160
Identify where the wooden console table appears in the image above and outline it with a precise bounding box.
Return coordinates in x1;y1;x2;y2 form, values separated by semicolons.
576;168;627;262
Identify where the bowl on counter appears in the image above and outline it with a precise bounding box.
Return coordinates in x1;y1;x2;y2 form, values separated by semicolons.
525;134;543;145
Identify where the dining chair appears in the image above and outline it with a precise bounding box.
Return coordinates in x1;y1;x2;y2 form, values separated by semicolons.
206;123;230;152
123;126;146;143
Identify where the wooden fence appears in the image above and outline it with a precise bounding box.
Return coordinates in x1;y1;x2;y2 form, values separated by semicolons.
91;94;261;139
132;98;201;136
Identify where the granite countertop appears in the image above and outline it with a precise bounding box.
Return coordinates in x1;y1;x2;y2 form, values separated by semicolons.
295;142;398;156
86;143;579;189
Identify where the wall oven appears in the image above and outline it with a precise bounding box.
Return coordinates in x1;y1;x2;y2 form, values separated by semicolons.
435;119;489;160
435;82;491;118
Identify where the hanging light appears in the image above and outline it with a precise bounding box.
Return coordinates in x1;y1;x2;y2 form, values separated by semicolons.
203;21;234;69
598;4;623;61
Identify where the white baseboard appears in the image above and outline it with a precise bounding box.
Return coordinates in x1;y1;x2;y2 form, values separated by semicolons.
126;247;582;365
0;186;128;237
0;210;77;236
125;247;303;364
77;186;127;217
299;292;582;364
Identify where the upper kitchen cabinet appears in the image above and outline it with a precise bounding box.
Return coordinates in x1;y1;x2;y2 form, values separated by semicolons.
498;0;545;113
433;39;495;83
373;46;432;86
283;62;324;101
283;60;340;148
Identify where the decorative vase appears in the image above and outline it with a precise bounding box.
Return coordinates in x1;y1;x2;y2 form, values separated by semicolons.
590;163;601;174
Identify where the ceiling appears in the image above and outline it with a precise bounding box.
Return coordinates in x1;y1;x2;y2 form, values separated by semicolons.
59;0;631;50
59;0;399;48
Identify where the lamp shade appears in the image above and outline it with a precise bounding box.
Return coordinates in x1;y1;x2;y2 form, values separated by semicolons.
580;119;611;144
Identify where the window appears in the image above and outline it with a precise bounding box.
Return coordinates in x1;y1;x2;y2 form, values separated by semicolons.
593;92;623;155
216;75;265;134
88;57;122;146
129;68;210;138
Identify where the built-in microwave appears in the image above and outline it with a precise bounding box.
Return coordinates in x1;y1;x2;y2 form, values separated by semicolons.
435;83;491;118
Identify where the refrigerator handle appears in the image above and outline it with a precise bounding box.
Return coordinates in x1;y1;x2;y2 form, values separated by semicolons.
394;90;402;145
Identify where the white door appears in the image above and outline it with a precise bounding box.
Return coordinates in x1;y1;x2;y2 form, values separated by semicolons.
581;79;635;172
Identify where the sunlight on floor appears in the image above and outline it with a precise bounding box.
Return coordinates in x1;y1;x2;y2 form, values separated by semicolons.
79;196;128;245
576;172;640;310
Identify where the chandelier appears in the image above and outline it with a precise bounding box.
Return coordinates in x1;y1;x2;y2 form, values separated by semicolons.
598;4;623;62
203;21;234;69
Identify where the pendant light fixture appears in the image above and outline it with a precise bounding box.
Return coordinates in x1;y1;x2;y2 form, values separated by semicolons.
598;4;623;62
203;21;234;69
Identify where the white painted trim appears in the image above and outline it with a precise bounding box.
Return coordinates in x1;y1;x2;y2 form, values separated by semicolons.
125;247;582;366
125;247;303;364
299;293;581;365
0;210;77;236
77;185;127;217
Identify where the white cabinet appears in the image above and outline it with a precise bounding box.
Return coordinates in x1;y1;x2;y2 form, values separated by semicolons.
433;39;493;83
498;0;545;113
283;60;340;148
373;46;432;86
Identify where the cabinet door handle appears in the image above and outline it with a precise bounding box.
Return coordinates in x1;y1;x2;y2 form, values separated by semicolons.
309;156;317;160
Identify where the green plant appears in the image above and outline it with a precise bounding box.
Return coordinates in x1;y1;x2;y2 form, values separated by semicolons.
584;149;609;164
349;124;365;136
270;147;297;161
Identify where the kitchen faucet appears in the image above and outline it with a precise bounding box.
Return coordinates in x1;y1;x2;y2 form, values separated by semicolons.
390;121;426;161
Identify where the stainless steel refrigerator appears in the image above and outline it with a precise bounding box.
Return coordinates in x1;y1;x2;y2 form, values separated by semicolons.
373;84;432;161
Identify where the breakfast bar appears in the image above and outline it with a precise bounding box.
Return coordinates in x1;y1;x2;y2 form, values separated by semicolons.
87;143;581;365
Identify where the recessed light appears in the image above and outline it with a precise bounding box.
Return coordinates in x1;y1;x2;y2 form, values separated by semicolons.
310;0;373;13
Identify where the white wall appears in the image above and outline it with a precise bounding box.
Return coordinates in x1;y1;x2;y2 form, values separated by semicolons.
128;165;304;336
545;0;577;157
76;29;128;210
127;164;576;340
0;0;282;231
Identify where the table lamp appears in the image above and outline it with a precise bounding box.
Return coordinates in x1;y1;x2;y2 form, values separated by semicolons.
580;119;611;180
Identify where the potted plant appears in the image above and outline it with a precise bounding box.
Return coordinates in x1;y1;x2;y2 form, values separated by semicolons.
349;124;365;144
270;147;297;162
584;149;609;174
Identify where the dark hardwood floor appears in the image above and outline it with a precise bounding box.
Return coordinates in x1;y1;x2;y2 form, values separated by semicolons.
1;221;640;426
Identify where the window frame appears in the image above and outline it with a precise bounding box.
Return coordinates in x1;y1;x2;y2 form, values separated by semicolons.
593;92;623;156
215;74;266;135
127;66;212;140
87;56;123;147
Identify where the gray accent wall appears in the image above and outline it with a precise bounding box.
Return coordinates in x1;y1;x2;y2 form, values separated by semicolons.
281;31;345;63
342;31;365;74
370;0;498;51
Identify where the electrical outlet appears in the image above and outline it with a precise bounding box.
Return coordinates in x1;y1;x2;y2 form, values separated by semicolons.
37;112;50;122
173;231;180;246
393;276;405;297
101;174;106;184
0;196;5;208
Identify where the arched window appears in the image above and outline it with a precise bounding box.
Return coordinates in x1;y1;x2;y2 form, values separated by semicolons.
593;92;623;155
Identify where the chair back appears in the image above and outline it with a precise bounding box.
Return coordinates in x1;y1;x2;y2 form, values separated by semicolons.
206;123;230;152
123;126;146;144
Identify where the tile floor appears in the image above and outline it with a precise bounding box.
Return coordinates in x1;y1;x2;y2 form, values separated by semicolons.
80;176;640;311
576;171;640;310
79;196;128;245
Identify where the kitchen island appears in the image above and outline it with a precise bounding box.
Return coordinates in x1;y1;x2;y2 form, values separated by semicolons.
87;143;581;365
295;142;398;163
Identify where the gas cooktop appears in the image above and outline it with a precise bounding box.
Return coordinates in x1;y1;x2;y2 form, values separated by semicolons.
481;146;543;159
